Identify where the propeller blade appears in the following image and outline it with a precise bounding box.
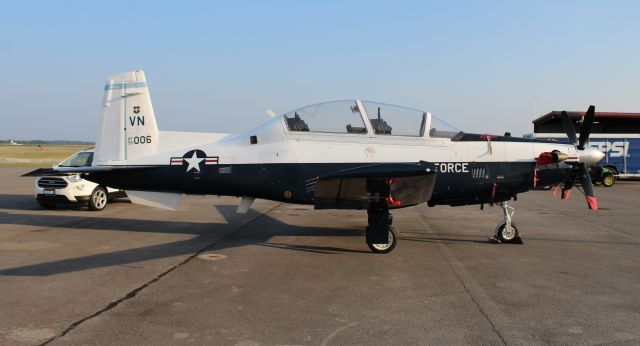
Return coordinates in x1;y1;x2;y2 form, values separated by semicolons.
579;163;598;210
577;105;595;150
560;110;578;144
552;184;560;198
561;179;573;200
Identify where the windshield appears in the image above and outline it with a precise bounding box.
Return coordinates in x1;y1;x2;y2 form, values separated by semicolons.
59;151;93;167
429;114;462;139
283;100;367;134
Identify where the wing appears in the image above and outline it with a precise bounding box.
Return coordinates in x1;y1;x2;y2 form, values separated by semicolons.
313;161;437;210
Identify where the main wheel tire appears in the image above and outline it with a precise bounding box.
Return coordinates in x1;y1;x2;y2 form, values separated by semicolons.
497;222;518;243
602;173;615;187
37;201;56;209
367;226;398;254
88;187;108;211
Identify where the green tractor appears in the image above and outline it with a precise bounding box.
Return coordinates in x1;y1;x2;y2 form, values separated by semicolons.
590;161;616;187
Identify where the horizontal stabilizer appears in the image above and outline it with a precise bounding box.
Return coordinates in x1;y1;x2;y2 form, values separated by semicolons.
21;168;62;177
21;165;164;177
126;190;182;211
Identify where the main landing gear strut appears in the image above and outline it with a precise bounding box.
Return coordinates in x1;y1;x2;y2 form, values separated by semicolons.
366;206;398;254
490;201;521;244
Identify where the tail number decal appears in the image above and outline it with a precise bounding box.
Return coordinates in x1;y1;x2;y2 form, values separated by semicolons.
129;116;145;126
128;135;152;145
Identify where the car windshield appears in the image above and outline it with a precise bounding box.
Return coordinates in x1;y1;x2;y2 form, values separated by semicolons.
59;151;93;167
283;100;368;134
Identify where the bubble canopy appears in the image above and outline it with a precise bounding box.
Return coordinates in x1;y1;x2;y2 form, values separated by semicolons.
282;100;461;138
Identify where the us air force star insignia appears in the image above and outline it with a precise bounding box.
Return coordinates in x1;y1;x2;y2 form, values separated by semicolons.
169;150;219;174
184;152;204;172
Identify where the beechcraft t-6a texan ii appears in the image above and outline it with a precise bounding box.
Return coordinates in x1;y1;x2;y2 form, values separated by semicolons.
28;70;605;253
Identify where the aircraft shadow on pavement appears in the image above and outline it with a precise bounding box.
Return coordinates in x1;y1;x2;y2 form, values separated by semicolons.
2;196;637;276
0;194;48;211
0;202;365;276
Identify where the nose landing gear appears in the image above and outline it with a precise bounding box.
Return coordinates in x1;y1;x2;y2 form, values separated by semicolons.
490;201;521;244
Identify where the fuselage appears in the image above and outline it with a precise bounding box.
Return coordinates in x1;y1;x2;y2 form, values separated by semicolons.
86;112;576;208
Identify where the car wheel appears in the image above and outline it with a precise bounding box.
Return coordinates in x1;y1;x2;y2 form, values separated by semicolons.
88;187;108;211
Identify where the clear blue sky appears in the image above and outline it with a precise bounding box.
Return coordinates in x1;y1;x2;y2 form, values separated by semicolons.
1;1;639;140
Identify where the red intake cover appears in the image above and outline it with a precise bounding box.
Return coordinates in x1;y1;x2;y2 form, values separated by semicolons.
536;152;555;166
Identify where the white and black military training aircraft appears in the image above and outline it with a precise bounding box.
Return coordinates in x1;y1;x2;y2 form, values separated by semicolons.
26;70;605;253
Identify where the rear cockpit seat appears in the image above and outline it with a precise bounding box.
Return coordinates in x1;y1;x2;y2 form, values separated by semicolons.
286;112;310;131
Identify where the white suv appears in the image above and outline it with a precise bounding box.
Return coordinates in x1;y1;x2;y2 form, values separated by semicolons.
34;150;126;211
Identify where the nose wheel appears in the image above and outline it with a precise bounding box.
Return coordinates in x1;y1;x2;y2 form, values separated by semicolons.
495;221;519;243
490;201;521;244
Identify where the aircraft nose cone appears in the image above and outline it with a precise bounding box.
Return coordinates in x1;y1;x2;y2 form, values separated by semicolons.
596;150;605;162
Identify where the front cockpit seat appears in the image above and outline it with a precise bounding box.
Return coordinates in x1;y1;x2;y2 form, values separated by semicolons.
346;124;367;134
286;112;310;131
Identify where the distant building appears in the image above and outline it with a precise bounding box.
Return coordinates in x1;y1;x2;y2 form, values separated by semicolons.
533;111;640;135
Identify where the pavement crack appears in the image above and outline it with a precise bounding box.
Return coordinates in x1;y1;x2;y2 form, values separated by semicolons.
39;203;282;346
321;321;359;346
445;260;507;346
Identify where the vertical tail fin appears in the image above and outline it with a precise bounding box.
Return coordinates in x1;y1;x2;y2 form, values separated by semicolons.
94;70;158;165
